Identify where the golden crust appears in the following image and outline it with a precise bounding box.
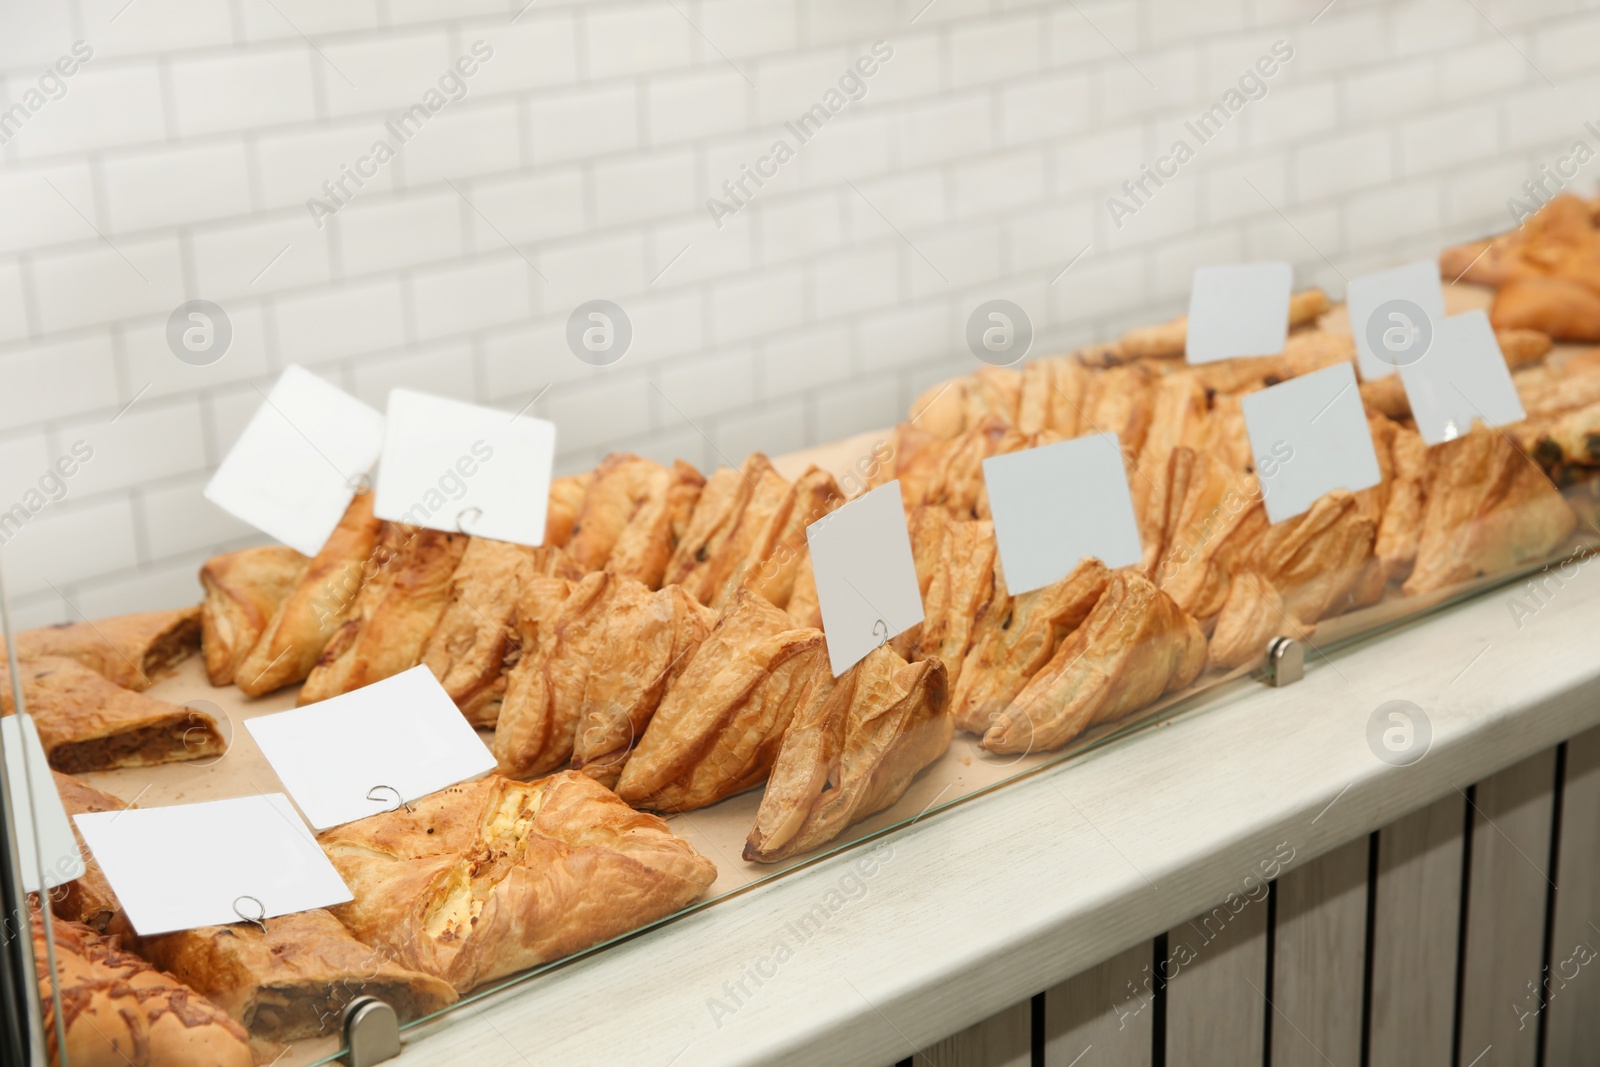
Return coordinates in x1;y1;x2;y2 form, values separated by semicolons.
544;472;592;549
298;527;469;705
47;771;128;935
235;493;384;696
738;467;846;610
702;464;794;609
1153;449;1267;622
605;459;706;589
745;647;951;863
983;572;1205;754
199;547;307;686
138;908;457;1042
2;657;225;773
663;454;778;602
614;592;826;812
18;606;203;692
37;913;254;1067
901;516;998;694
319;772;716;993
1375;420;1428;582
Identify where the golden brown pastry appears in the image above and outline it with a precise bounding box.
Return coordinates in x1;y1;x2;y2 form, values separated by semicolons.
1153;449;1268;623
606;459;705;588
900;516;998;693
568;454;688;578
17;607;202;692
738;467;845;610
570;584;715;788
1;658;225;773
1132;373;1208;571
198;546;308;686
1440;194;1598;286
298;526;468;705
1082;363;1157;458
1374;421;1428;582
906;365;1023;439
614;591;825;812
1016;356;1089;437
663;454;778;602
1491;275;1600;340
46;771;128;934
1525;399;1600;470
699;463;793;610
745;646;950;863
951;558;1110;736
1513;348;1600;420
1403;429;1577;596
320;772;716;993
36;912;254;1067
786;551;823;629
983;572;1206;754
544;472;592;549
420;540;584;727
139;908;457;1042
235;492;384;696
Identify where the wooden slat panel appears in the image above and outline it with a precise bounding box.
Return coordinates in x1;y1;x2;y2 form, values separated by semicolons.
1460;749;1556;1067
1545;730;1600;1063
916;998;1030;1067
1369;794;1465;1067
1163;888;1267;1065
1042;941;1153;1067
1271;836;1368;1067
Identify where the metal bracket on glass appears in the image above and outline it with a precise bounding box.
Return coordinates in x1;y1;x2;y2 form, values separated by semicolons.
343;996;401;1067
1265;636;1304;687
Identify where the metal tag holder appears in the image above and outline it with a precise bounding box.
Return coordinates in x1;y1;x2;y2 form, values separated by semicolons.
343;995;402;1067
1265;636;1304;687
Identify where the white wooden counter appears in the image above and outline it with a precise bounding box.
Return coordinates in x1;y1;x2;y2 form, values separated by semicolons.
393;553;1600;1067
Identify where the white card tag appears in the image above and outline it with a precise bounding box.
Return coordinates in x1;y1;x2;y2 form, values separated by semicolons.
1185;262;1293;364
246;665;495;831
1241;362;1382;525
205;365;385;556
805;481;924;677
2;716;84;893
1346;259;1447;382
373;390;556;546
1399;309;1526;447
982;434;1143;595
73;793;352;936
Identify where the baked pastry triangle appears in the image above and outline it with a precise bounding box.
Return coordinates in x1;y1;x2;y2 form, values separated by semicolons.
544;472;592;549
605;459;705;588
199;546;307;685
663;454;778;602
734;466;845;611
17;606;202;692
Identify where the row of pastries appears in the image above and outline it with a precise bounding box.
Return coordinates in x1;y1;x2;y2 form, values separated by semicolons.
9;231;1600;1062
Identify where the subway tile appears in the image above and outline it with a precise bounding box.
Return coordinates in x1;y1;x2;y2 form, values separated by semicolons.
461;166;587;251
711;266;806;343
397;99;522;187
272;277;407;364
190;215;333;301
0;495;139;598
101;141;254;233
410;255;535;341
74;555;210;620
347;339;477;408
119;302;274;401
0;162;99;254
0;332;119;430
5;64;166;159
655;347;755;422
467;17;580;96
57;395;207;499
170;48;318;138
0;261;26;342
256;121;405;212
527;83;639;164
31;236;187;334
585;2;695;81
593;149;698;228
648;68;751;144
335;189;464;276
78;0;235;59
319;32;455;119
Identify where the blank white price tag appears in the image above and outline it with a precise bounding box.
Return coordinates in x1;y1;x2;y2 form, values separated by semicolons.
1185;262;1293;364
2;716;84;893
74;793;352;936
1242;362;1382;525
246;665;495;831
806;481;924;677
982;434;1143;595
1399;309;1526;447
205;365;384;556
1346;259;1447;382
373;389;555;546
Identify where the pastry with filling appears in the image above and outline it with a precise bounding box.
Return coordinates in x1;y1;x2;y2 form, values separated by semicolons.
235;493;384;696
614;592;825;812
198;546;308;686
950;559;1110;736
1016;357;1089;437
898;514;998;693
1152;449;1267;624
662;454;779;602
18;606;202;692
544;472;592;550
299;526;468;705
786;551;823;629
567;454;695;579
46;771;129;934
605;459;705;589
319;772;716;993
745;646;950;863
2;658;225;773
139;909;457;1042
570;584;716;789
35;912;254;1067
732;467;845;611
698;463;793;609
420;541;584;727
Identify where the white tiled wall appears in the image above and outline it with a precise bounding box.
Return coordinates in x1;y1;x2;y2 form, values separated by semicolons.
0;0;1596;626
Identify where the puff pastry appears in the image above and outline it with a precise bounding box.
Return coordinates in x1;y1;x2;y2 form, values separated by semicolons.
544;472;592;549
320;771;716;992
139;908;457;1042
663;454;779;602
745;646;950;863
983;572;1206;753
47;771;128;934
299;526;468;705
606;459;705;588
235;492;384;696
2;657;225;773
199;546;308;685
899;514;999;693
614;592;825;812
36;913;254;1067
734;467;845;610
18;606;202;692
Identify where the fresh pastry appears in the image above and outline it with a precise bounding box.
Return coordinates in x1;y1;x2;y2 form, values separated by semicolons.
1016;357;1090;437
898;515;998;693
1152;449;1268;623
17;606;202;692
570;584;716;788
234;492;384;696
951;559;1110;736
614;591;825;812
1403;428;1578;596
494;571;639;779
662;454;780;602
1440;195;1600;341
1117;289;1329;361
906;365;1022;440
544;472;592;549
35;912;254;1067
2;658;225;773
605;459;705;589
1132;374;1208;571
420;540;584;727
298;526;468;705
983;572;1206;754
1491;275;1600;340
46;771;129;934
1081;363;1157;459
698;462;793;609
198;546;308;685
786;551;824;629
567;454;693;579
1358;328;1552;421
1374;420;1428;582
138;908;457;1042
1524;399;1600;470
745;646;950;863
319;771;717;993
734;467;845;611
